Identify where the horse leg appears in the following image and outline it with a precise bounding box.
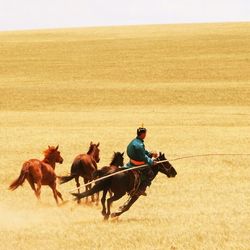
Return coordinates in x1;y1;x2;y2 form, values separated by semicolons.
75;176;81;204
89;183;95;203
95;191;99;206
56;189;63;202
86;180;95;203
49;183;59;205
26;175;36;195
106;193;123;220
84;179;90;204
111;196;139;218
101;189;108;217
108;189;112;198
35;180;42;200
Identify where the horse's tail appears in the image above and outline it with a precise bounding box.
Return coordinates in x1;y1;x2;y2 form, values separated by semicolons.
58;173;76;184
71;179;110;200
59;159;81;184
9;162;30;191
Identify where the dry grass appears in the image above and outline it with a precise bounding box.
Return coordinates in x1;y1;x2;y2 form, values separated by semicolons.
0;22;249;250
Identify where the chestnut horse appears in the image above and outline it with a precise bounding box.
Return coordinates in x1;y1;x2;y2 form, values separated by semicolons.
59;142;100;203
9;145;64;204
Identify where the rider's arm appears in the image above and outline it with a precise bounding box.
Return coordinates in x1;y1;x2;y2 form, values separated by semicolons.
145;149;152;158
144;154;154;166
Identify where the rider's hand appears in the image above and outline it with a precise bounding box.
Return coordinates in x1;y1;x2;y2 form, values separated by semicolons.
151;152;158;158
153;160;158;166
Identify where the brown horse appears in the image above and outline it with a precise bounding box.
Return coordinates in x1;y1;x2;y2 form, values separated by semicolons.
9;145;64;204
59;142;100;203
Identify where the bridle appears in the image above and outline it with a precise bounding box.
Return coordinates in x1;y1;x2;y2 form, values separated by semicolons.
156;157;173;173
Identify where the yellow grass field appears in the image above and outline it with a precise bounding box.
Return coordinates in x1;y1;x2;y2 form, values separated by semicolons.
0;22;250;250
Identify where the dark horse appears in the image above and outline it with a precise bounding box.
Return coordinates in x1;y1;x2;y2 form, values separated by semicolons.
9;145;64;204
72;152;177;219
59;142;100;203
93;151;124;179
92;151;124;200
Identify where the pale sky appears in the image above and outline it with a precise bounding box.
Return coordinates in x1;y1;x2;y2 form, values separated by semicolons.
0;0;249;31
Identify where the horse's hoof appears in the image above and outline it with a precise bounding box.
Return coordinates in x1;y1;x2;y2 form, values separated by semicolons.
104;215;109;220
111;215;119;222
111;213;117;218
58;200;69;207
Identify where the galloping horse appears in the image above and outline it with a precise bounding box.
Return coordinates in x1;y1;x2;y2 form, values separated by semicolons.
92;151;124;205
93;151;124;179
9;145;64;204
72;152;177;219
59;142;100;203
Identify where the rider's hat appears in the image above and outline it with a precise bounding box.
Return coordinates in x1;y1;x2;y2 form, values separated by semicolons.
137;124;147;135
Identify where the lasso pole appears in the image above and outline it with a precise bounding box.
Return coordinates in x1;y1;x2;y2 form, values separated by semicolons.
68;159;168;193
67;153;250;194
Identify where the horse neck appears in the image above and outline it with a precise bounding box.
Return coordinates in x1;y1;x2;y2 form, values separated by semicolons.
43;156;56;169
87;147;96;159
150;165;159;180
110;157;120;167
87;145;95;155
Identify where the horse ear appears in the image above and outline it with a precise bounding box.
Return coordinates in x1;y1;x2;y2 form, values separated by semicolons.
97;142;100;147
90;141;93;146
159;152;162;156
55;145;59;150
122;152;124;156
48;145;50;149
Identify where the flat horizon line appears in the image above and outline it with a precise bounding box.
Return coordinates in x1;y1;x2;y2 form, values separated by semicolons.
0;20;249;33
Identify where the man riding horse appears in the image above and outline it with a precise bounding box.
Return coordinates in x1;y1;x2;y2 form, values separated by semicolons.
126;126;158;196
72;127;177;219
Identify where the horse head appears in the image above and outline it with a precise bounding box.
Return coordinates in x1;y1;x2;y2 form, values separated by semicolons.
155;152;177;177
111;151;124;167
88;142;100;163
44;145;63;164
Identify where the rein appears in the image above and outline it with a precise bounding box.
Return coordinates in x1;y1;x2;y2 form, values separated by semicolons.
67;153;250;193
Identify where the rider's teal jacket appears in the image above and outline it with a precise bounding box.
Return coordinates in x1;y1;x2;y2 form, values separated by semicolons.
126;137;153;167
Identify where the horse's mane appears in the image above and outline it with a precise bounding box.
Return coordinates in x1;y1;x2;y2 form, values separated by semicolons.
87;144;95;154
111;152;123;165
110;152;118;165
43;146;57;158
